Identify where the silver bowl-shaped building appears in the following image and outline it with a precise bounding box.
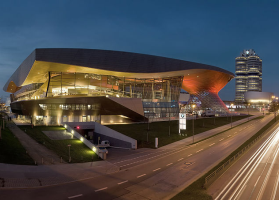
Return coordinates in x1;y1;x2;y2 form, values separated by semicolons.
4;48;234;125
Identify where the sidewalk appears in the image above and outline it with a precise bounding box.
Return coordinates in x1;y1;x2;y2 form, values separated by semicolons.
0;114;261;188
0;160;119;188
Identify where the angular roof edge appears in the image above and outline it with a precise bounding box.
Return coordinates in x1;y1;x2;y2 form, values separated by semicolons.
3;48;235;92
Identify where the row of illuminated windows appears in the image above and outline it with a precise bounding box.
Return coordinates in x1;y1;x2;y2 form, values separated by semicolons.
142;102;178;108
39;104;100;111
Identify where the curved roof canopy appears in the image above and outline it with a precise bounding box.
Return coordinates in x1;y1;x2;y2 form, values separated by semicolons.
4;48;234;93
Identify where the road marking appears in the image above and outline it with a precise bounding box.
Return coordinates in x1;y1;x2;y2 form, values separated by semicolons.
95;187;107;192
188;154;192;157
118;180;128;185
219;138;224;141
166;163;173;166
227;135;231;137
178;158;184;161
196;149;203;153
137;174;146;178
118;146;191;167
234;132;237;134
209;143;215;146
68;194;83;199
254;176;261;187
153;168;161;171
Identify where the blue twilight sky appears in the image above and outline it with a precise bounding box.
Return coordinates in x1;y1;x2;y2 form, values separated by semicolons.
0;0;279;101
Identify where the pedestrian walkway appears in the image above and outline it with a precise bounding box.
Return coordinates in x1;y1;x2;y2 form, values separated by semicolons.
12;118;32;126
7;120;64;165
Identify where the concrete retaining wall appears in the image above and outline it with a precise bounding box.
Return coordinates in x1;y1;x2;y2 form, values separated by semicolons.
95;122;137;149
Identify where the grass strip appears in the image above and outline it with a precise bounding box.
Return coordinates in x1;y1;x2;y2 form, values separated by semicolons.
0;115;34;165
19;125;101;163
190;116;264;146
171;115;277;200
108;116;250;149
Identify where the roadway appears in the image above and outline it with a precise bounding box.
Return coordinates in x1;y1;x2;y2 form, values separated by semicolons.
210;117;279;200
0;115;273;200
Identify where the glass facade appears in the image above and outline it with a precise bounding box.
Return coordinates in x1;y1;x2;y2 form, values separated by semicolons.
14;71;183;120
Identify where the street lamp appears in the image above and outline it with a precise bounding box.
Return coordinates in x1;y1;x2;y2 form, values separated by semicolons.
271;96;275;113
230;103;234;128
263;104;265;115
192;104;196;143
169;109;170;136
247;103;250;121
68;144;71;162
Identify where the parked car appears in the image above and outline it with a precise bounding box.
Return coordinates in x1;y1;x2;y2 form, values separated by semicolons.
100;140;110;147
201;110;215;117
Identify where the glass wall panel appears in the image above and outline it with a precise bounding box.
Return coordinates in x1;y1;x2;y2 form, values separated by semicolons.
43;71;183;119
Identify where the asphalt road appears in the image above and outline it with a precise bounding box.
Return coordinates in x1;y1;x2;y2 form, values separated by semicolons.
211;117;279;200
0;115;273;200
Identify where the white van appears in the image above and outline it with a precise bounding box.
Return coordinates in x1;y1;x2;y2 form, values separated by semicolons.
100;140;110;147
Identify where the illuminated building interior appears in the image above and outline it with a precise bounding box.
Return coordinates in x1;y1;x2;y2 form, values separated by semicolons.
4;48;234;125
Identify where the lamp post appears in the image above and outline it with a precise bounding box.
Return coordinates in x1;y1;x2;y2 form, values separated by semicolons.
169;111;170;136
230;103;234;128
247;103;250;121
192;104;196;143
263;104;265;116
68;144;71;163
271;96;275;114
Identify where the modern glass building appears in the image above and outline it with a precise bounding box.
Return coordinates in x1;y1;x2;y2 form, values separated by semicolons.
235;49;262;103
4;48;234;125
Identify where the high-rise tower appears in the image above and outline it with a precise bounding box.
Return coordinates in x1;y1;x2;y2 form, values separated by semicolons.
235;49;262;103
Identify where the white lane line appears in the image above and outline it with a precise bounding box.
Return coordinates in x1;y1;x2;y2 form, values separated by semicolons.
234;132;237;134
188;154;192;157
178;158;184;161
95;187;107;192
209;143;215;146
254;176;261;187
153;168;161;171
118;146;191;167
68;194;83;199
196;149;203;153
166;163;173;166
227;135;231;137
219;138;224;141
137;174;146;178
118;180;128;185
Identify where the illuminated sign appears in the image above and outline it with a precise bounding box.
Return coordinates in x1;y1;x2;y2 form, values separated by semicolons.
179;113;186;133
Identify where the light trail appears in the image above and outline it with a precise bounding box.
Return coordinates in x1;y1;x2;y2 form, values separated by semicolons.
215;126;279;200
